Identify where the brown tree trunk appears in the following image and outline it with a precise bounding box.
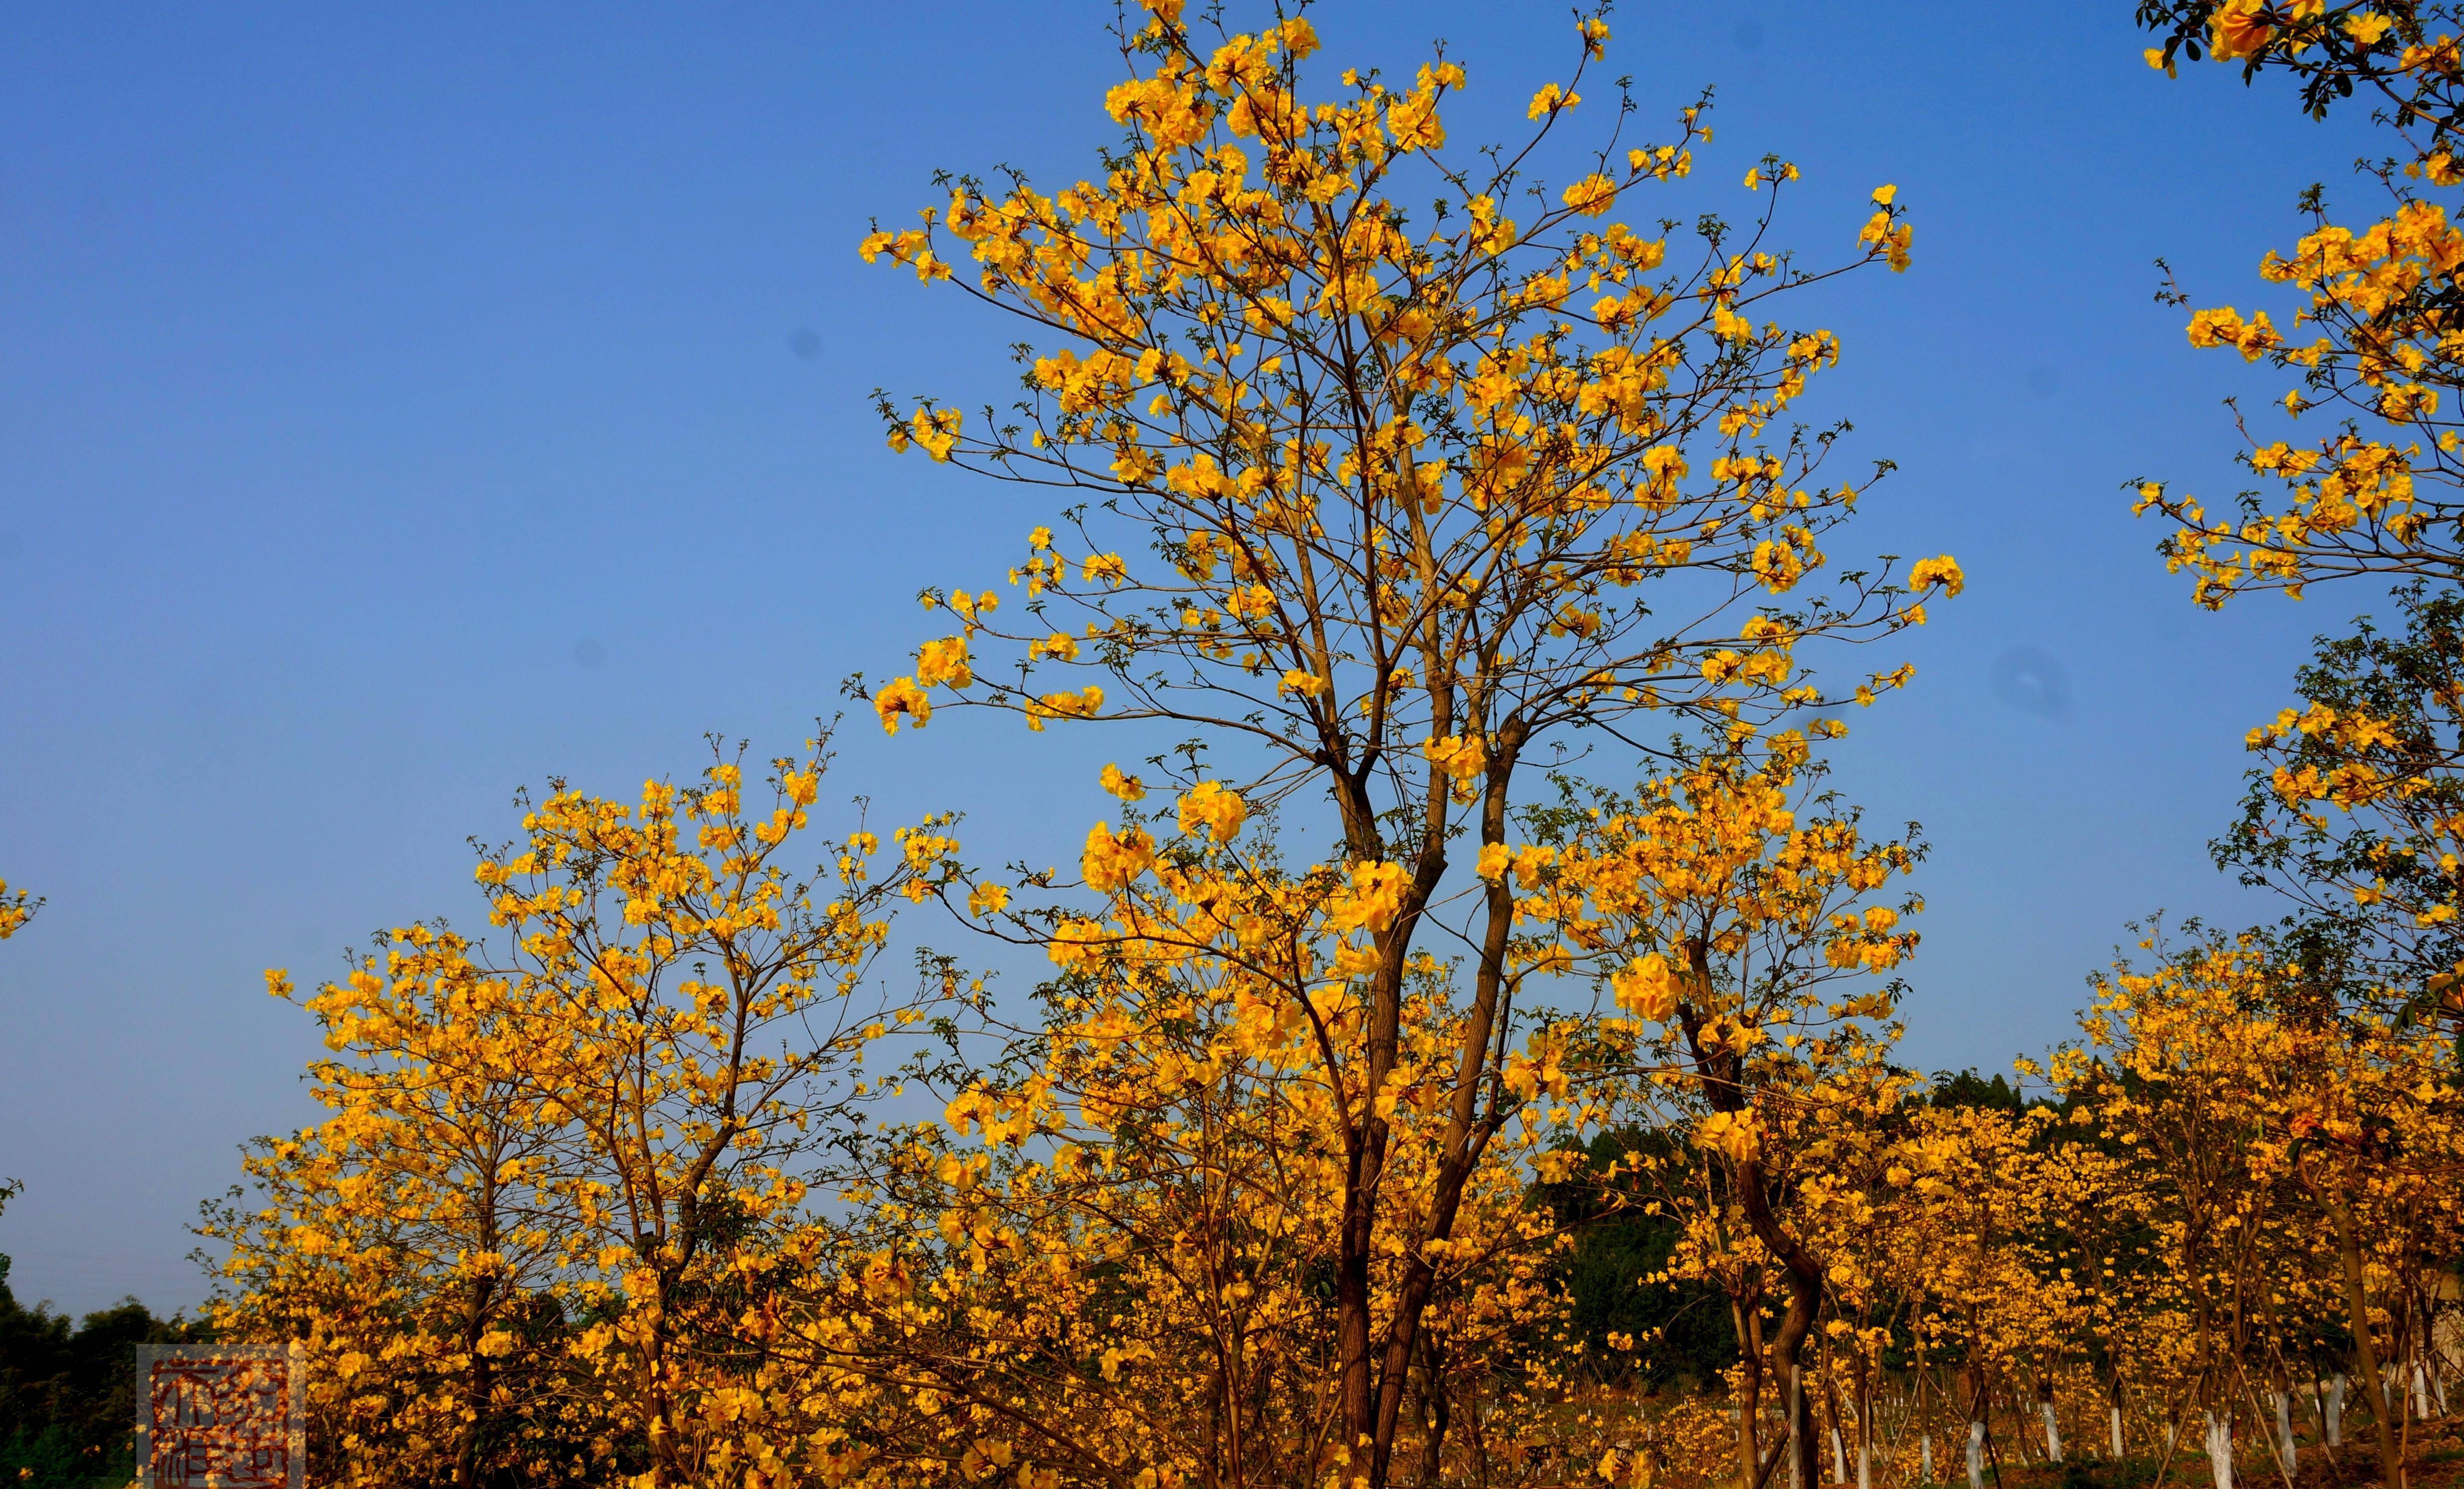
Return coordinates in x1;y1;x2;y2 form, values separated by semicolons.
1737;1293;1768;1489
2317;1172;2402;1489
1680;940;1822;1489
452;1191;501;1488
1418;1332;1450;1488
1355;727;1527;1489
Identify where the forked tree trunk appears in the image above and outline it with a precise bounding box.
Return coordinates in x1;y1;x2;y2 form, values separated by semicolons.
1733;1298;1767;1489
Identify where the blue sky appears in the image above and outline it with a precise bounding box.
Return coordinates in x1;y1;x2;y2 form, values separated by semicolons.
0;1;2387;1316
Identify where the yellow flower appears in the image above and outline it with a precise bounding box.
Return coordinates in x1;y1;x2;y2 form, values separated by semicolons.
1610;952;1678;1022
1028;685;1104;729
1696;1108;1762;1163
1082;821;1157;892
1561;174;1617;216
1099;762;1147;802
1422;734;1487;781
874;677;932;734
1388;90;1446;153
915;635;973;688
908;406;962;461
1327;860;1411;934
1177;781;1248;844
1907;554;1964;597
1527;83;1576;119
2209;0;2273;60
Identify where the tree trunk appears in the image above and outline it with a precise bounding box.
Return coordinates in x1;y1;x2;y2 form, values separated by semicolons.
1791;1373;1805;1489
1358;736;1526;1489
1680;952;1822;1489
2319;1177;2403;1489
1857;1381;1872;1489
1417;1333;1449;1489
2203;1410;2233;1489
1735;1296;1767;1489
2329;1373;2346;1448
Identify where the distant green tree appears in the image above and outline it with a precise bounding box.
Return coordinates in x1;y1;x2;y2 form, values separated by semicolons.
1928;1068;2026;1113
0;1184;208;1488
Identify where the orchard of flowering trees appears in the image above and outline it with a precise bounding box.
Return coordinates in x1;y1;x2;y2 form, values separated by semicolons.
16;4;2464;1488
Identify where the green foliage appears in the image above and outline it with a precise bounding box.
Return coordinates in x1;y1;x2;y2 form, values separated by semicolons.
0;1242;208;1488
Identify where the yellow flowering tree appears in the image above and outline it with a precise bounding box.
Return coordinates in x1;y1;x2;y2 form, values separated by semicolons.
2130;27;2464;1450
857;4;1951;1480
1536;735;1923;1489
2136;0;2464;601
209;738;957;1488
2053;926;2464;1489
771;935;1586;1489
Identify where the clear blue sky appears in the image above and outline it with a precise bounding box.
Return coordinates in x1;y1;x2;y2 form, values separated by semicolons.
0;1;2383;1316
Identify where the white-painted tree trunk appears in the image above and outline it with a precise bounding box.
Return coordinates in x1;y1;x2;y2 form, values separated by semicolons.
1921;1431;1935;1483
2328;1374;2346;1447
2414;1362;2432;1420
2204;1410;2234;1489
1965;1421;1986;1489
1859;1433;1871;1489
2110;1405;2125;1460
2044;1402;2063;1463
1831;1426;1847;1485
2273;1391;2295;1469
